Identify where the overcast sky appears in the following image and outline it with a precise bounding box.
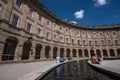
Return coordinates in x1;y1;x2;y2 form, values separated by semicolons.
38;0;120;26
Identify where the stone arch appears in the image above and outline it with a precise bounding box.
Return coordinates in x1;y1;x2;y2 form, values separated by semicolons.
96;49;101;57
60;48;64;57
117;49;120;57
2;36;18;61
35;44;42;59
72;49;76;57
84;49;89;57
22;40;32;60
103;49;108;58
45;45;51;58
78;49;82;57
109;49;115;57
66;48;71;59
53;47;58;59
90;50;94;57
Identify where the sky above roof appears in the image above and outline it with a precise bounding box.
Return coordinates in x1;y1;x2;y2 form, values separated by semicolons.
38;0;120;26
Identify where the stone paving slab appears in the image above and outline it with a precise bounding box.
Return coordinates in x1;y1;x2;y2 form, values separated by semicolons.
88;60;120;77
0;60;57;80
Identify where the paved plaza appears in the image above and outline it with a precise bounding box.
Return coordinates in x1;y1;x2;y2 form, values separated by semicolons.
0;60;57;80
0;60;120;80
88;60;120;78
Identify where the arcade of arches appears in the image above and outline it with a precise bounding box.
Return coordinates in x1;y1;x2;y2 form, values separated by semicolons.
1;36;120;61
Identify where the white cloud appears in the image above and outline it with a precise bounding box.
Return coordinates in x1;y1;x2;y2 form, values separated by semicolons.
94;0;107;7
74;10;84;19
69;21;77;24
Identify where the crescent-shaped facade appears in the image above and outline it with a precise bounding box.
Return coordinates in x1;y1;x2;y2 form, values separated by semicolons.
0;0;120;62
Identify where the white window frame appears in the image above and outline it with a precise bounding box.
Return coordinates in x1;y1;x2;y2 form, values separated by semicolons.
101;40;105;45
99;32;103;37
87;32;91;38
26;22;32;33
53;33;57;41
59;26;63;32
112;31;117;37
29;8;33;17
82;32;86;37
93;32;97;38
105;32;110;37
12;14;19;27
107;40;112;45
114;39;119;45
37;28;42;37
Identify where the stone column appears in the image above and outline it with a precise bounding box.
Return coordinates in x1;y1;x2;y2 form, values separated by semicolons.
107;49;110;58
76;49;79;58
63;48;66;59
29;43;35;61
88;49;91;58
70;50;73;59
100;49;104;58
0;42;5;61
114;49;117;58
50;47;53;59
82;49;85;58
14;45;22;61
57;48;60;57
40;46;46;60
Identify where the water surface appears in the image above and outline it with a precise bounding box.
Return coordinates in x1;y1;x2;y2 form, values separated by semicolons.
40;60;119;80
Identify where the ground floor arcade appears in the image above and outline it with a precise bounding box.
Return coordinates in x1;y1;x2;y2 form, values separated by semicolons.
0;36;120;62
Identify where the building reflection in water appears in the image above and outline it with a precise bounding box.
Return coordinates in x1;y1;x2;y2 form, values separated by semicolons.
41;60;119;80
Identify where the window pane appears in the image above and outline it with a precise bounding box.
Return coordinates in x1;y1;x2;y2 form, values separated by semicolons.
39;15;42;21
29;8;33;16
26;23;32;32
38;28;41;36
12;15;19;27
16;0;23;8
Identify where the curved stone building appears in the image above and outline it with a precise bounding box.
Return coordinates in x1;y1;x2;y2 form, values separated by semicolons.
0;0;120;62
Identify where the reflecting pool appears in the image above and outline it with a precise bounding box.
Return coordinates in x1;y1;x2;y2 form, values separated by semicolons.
39;60;119;80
